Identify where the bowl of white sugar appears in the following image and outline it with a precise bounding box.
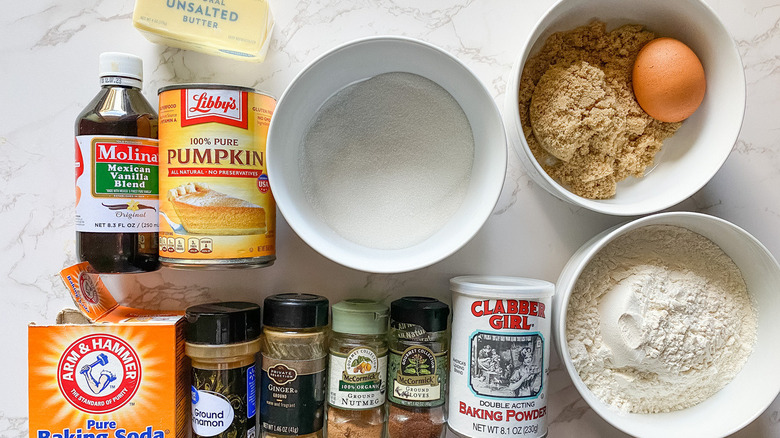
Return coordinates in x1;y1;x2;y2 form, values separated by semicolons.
267;36;506;273
553;211;780;437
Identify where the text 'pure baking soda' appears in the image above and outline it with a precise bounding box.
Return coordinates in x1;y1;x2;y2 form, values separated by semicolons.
157;84;276;268
448;276;554;438
28;263;187;438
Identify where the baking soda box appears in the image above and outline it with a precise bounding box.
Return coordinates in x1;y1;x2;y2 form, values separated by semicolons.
28;262;187;438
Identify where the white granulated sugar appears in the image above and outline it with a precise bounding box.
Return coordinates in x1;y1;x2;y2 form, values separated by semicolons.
566;225;757;413
299;72;474;249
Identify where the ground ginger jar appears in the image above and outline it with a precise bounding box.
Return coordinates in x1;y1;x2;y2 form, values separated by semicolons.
260;293;329;438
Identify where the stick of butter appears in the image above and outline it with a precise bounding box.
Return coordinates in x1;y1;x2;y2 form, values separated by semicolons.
133;0;274;62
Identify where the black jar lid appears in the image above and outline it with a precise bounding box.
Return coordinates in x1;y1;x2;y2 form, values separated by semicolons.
185;301;262;345
263;293;329;329
390;296;450;332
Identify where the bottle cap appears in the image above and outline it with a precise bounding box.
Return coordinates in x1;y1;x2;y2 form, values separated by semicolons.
99;52;144;81
185;301;262;345
390;296;450;332
332;299;389;335
263;293;329;329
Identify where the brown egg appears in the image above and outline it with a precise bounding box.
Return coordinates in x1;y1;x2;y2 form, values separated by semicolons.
632;37;706;123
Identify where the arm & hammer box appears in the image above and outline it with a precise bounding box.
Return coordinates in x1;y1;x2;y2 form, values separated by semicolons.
28;262;188;438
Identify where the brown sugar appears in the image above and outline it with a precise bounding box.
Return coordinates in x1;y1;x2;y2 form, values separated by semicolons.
519;21;682;199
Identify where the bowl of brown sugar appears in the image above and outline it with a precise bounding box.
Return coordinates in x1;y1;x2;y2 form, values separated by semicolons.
504;0;746;216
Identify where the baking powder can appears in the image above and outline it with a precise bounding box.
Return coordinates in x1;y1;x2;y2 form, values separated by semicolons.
158;84;276;268
448;276;554;438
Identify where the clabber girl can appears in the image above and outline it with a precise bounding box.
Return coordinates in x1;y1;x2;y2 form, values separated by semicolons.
448;276;554;438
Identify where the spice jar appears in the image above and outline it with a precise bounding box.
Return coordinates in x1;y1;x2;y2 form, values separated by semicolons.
260;293;329;438
387;297;450;438
327;299;389;438
185;301;262;438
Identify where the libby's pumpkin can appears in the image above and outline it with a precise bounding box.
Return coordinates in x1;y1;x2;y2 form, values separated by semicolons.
157;84;276;268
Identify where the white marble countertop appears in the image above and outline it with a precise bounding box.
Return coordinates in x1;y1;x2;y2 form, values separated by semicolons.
3;0;779;436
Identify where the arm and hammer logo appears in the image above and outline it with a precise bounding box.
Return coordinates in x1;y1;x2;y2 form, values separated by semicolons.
57;333;142;414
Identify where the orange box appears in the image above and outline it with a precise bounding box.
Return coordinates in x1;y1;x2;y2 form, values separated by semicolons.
28;262;188;438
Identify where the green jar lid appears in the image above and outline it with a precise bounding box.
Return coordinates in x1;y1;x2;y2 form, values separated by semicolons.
332;299;389;335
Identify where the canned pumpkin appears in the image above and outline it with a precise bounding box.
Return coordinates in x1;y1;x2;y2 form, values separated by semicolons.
157;84;276;268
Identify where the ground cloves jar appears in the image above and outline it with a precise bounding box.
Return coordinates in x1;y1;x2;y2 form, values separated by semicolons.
387;296;450;438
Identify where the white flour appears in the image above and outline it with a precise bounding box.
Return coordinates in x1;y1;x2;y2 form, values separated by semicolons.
566;225;757;413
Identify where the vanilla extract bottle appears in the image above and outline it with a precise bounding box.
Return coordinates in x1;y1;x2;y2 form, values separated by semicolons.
75;52;160;273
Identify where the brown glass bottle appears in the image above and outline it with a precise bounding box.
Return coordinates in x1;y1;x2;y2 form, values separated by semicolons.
75;53;160;273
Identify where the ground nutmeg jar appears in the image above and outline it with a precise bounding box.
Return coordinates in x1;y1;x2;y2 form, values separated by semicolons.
185;301;263;438
327;299;389;437
387;296;450;438
260;293;329;438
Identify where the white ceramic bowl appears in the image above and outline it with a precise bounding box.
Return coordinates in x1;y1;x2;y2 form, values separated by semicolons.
504;0;746;216
267;36;506;273
552;212;780;437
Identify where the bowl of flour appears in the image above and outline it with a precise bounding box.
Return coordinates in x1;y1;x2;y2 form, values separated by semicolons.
267;36;506;273
553;212;780;437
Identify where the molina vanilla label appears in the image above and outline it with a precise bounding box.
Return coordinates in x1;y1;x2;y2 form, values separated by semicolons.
75;135;159;233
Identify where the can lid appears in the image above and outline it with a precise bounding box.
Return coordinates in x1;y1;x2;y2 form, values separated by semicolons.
185;301;262;345
263;293;329;329
450;276;555;298
332;299;388;335
99;52;143;81
390;296;450;332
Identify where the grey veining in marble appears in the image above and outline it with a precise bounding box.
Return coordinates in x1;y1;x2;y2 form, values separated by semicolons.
3;1;780;437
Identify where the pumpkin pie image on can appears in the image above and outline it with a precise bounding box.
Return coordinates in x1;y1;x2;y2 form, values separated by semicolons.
167;182;266;235
157;84;276;269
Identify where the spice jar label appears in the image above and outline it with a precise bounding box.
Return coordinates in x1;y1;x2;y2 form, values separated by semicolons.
191;363;256;438
388;345;447;407
260;355;326;435
191;390;235;436
328;347;387;409
75;135;159;233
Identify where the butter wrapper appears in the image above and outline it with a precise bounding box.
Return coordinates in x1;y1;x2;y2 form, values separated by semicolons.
133;0;274;62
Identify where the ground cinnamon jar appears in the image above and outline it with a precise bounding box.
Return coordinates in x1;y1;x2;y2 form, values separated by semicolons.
185;301;262;438
327;299;389;438
387;297;450;438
